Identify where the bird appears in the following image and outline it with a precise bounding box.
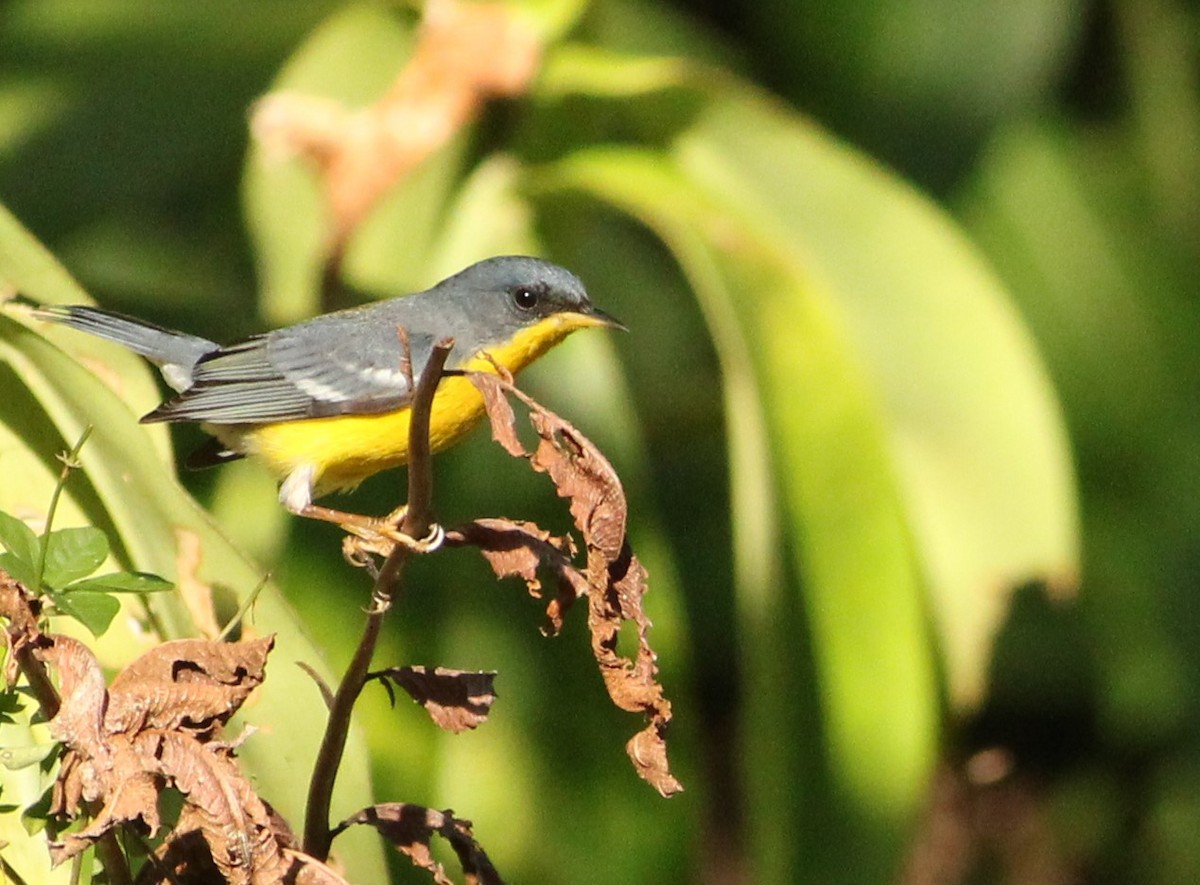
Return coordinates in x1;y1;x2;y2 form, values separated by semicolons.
33;255;624;551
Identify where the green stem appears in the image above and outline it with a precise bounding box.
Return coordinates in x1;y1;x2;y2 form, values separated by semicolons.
33;425;93;593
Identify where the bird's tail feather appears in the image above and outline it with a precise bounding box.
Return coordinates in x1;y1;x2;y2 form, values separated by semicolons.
33;305;217;392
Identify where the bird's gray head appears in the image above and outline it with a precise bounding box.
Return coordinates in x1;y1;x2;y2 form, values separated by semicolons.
429;256;624;358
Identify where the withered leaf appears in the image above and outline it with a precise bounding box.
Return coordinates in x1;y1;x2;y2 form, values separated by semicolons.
281;849;354;885
105;636;273;738
50;755;160;864
39;635;107;758
376;666;497;734
38;633;290;878
464;372;682;796
1;570;45;688
446;517;587;634
466;373;629;558
336;803;501;885
159;732;287;884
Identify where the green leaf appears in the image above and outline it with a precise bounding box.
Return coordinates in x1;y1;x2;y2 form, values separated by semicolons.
65;571;173;594
0;744;55;771
47;589;120;637
0;510;40;568
40;526;108;588
0;551;38;588
533;67;1077;881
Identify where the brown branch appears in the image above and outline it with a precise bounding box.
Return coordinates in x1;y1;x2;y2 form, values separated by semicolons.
1;578;59;717
302;338;454;861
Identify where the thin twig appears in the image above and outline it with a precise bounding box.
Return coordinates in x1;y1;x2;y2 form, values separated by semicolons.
302;338;454;860
93;830;134;885
34;426;93;594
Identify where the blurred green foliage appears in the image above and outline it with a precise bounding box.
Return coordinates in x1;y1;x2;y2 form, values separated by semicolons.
0;0;1196;882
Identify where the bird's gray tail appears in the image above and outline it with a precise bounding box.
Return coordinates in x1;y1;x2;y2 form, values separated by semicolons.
32;305;217;393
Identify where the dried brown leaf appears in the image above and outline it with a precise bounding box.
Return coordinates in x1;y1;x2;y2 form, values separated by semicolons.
50;756;161;865
471;372;525;458
39;636;108;759
105;636;273;738
445;517;586;633
337;804;501;885
464;373;682;795
626;722;681;799
1;571;45;687
37;634;289;874
157;731;287;884
465;373;628;553
378;666;497;734
585;545;681;796
281;849;354;885
528;413;627;560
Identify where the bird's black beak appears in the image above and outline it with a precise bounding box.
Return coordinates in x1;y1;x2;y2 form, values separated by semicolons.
581;304;628;332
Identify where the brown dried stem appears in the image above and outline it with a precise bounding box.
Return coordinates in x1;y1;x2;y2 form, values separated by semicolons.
302;338;454;861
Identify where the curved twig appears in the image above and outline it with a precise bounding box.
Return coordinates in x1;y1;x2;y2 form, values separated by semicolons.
302;338;454;860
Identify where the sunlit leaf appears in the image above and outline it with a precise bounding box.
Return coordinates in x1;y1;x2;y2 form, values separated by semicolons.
534;65;1078;880
41;526;108;588
48;589;120;637
0;552;37;588
0;510;40;569
65;572;173;594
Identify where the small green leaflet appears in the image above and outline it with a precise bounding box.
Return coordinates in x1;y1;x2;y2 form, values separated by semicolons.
65;572;173;594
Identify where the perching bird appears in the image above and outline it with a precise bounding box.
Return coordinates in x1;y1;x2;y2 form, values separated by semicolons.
34;256;623;548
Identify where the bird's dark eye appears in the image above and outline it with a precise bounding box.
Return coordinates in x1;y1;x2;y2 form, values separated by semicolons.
512;286;540;311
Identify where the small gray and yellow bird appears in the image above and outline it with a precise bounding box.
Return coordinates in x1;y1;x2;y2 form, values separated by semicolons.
34;256;622;543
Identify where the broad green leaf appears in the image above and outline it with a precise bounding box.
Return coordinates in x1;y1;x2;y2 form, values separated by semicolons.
0;704;65;885
425;155;540;278
507;0;590;40
534;67;1077;880
0;551;38;588
41;525;108;588
0;510;40;569
671;88;1080;706
47;589;121;637
0;203;387;882
0;743;54;771
538;44;691;97
65;571;173;594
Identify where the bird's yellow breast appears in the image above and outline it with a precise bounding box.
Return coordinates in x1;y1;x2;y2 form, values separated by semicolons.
222;314;584;496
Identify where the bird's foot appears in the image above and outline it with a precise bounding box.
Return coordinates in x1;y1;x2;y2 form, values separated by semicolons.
340;517;445;568
294;501;443;567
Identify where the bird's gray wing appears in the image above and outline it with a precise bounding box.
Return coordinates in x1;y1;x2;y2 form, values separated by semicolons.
142;309;429;425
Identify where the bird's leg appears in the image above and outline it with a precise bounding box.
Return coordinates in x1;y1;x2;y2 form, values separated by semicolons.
279;466;443;562
298;503;445;555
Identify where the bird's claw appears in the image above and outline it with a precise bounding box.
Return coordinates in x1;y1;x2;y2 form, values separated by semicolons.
340;519;445;568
